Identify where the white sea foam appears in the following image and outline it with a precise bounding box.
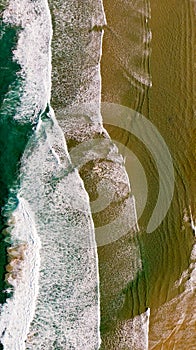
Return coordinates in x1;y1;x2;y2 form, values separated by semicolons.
1;0;151;348
132;71;152;87
0;198;41;350
51;0;150;347
1;0;101;349
3;0;52;123
1;108;101;349
119;308;150;350
20;109;101;349
48;0;107;110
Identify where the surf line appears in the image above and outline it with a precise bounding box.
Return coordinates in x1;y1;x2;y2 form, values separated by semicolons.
0;0;52;348
1;0;101;349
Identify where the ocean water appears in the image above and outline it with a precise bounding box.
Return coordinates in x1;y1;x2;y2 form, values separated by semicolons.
0;1;101;349
0;17;33;303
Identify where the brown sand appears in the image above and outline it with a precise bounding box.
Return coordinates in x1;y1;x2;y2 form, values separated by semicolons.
101;0;196;348
48;0;195;347
49;1;145;348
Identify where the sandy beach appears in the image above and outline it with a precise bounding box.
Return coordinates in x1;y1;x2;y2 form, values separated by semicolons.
101;0;196;348
0;0;195;348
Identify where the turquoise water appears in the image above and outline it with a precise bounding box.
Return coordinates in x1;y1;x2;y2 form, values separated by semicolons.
0;2;102;348
0;20;35;303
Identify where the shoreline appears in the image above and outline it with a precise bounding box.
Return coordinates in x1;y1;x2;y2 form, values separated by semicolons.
48;1;143;348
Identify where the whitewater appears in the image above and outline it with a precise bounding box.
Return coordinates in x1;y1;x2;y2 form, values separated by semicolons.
0;1;100;349
0;0;150;349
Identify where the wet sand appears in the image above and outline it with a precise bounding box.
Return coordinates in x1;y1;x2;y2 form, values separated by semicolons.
49;1;144;348
101;0;196;348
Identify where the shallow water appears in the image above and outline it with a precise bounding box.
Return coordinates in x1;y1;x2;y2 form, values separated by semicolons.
0;1;101;349
0;18;32;303
49;1;149;348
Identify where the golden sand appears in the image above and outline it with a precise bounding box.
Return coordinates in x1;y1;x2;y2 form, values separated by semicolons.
101;0;196;348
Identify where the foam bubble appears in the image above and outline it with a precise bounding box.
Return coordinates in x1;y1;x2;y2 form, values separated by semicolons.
1;1;101;348
20;108;101;349
0;198;41;350
3;0;52;123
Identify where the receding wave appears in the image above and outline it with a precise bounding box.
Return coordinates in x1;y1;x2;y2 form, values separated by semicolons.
0;199;40;349
20;108;101;349
0;0;101;349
